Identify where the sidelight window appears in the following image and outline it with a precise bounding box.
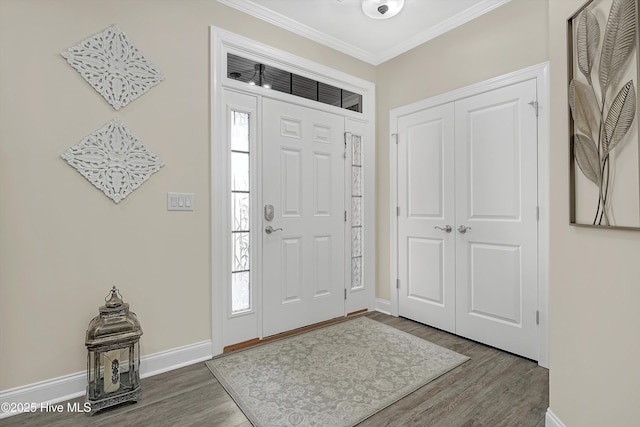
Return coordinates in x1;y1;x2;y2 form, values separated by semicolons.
231;110;251;313
351;135;363;289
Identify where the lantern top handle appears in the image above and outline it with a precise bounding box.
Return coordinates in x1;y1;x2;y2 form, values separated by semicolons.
105;286;124;308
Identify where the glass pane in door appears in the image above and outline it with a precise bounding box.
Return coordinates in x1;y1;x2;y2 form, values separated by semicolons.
231;111;251;313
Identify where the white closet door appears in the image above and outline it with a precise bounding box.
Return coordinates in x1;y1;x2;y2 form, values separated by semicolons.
396;78;539;360
397;103;456;333
454;79;539;360
262;98;346;338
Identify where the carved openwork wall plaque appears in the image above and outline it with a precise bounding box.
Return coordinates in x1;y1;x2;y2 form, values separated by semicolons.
61;119;164;203
61;25;164;110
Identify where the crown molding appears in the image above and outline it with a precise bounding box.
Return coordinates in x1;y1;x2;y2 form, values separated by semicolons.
375;0;512;64
217;0;377;63
217;0;512;65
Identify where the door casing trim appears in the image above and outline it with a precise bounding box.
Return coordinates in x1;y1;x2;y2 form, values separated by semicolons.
388;62;550;368
210;27;376;356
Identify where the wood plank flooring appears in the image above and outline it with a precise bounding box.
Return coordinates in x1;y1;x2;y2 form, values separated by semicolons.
0;312;548;427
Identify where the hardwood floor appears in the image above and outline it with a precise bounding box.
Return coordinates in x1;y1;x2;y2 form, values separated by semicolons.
0;312;548;427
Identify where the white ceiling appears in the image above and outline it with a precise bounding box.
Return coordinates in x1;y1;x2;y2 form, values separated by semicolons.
217;0;512;65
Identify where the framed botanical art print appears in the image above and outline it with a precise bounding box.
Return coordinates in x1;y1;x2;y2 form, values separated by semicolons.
568;0;640;228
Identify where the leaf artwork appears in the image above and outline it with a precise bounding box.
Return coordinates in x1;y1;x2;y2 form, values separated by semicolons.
577;8;600;81
598;0;637;96
605;80;636;152
574;134;601;185
570;0;638;225
569;79;601;140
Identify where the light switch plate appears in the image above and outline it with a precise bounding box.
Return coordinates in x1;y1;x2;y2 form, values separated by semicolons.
167;192;194;211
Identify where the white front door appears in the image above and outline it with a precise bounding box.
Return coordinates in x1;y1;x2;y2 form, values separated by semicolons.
396;79;539;360
397;103;456;333
262;98;346;338
454;80;539;360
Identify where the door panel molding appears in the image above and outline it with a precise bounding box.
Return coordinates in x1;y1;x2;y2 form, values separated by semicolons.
262;98;345;338
390;62;550;367
454;79;539;360
397;103;456;334
211;27;376;356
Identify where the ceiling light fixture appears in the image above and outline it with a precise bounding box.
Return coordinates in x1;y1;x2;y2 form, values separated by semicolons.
362;0;404;20
249;63;271;89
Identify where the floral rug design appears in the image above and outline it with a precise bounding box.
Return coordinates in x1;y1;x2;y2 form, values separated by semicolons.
206;316;468;427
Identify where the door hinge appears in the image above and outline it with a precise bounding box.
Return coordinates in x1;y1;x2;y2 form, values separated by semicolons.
344;288;347;300
344;132;350;158
392;133;398;144
344;132;351;148
396;278;400;289
536;206;540;221
345;210;347;222
396;206;400;217
536;310;540;325
528;100;539;117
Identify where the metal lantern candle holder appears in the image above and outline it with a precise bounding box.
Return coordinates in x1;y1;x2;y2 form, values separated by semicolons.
85;286;143;414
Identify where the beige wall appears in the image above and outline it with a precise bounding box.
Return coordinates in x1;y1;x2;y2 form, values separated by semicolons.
0;0;374;390
6;2;640;424
375;0;549;300
548;1;640;426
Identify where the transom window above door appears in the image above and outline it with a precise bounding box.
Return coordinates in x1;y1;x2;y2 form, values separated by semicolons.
226;53;363;113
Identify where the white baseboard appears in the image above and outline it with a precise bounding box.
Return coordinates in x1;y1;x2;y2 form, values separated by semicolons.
0;373;86;420
375;298;391;315
546;408;566;427
140;340;212;378
0;340;212;419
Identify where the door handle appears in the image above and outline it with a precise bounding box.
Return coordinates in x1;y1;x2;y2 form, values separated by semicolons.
457;225;471;234
265;226;283;234
434;225;452;233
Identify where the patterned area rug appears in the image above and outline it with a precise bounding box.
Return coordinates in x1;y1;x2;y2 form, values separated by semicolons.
206;316;469;427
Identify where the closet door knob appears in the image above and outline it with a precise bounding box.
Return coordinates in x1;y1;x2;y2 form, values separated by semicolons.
434;225;452;233
457;225;471;234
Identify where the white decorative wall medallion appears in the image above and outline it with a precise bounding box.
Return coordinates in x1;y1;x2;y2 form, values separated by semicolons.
61;119;164;203
61;24;164;110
